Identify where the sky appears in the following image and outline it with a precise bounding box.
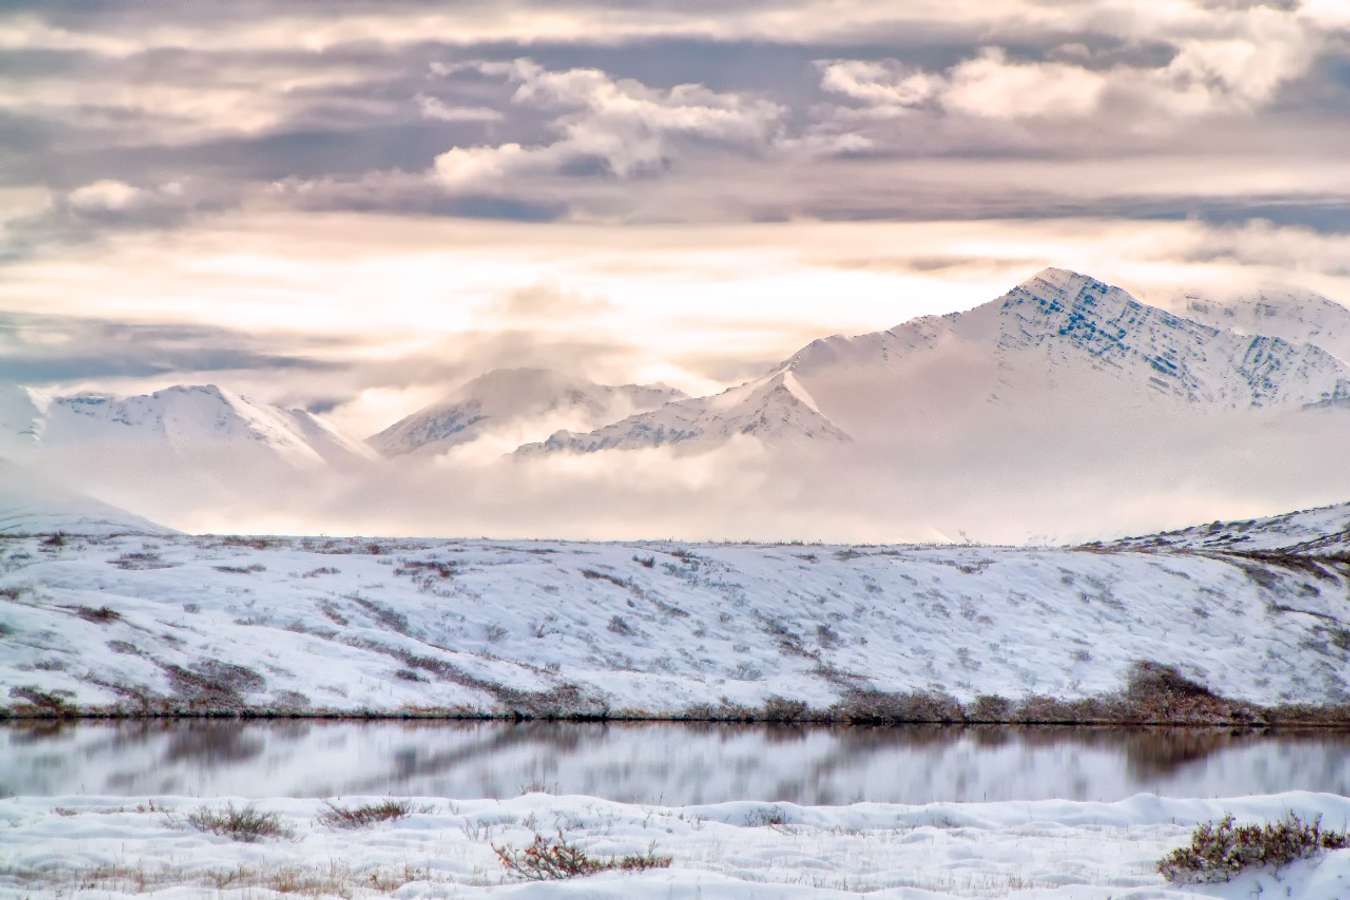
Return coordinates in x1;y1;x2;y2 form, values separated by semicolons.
2;1;1350;439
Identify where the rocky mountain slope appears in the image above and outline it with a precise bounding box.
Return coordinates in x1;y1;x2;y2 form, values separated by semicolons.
1169;286;1350;366
522;268;1350;455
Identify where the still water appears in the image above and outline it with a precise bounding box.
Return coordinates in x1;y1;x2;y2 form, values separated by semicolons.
2;720;1345;804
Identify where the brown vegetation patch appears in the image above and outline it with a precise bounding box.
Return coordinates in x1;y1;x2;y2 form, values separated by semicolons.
316;799;429;829
1159;813;1348;883
494;832;672;881
181;803;294;842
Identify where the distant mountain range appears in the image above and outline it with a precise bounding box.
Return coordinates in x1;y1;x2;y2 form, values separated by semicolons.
0;383;371;470
521;268;1350;455
369;368;684;457
2;267;1348;537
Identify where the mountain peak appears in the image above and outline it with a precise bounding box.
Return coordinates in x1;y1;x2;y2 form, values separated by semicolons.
368;368;686;457
1019;266;1096;295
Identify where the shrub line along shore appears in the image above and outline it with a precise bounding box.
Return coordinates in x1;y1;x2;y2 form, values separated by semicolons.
6;662;1350;726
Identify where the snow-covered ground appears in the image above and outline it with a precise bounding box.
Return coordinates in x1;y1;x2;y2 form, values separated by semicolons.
1104;498;1350;554
0;791;1346;898
2;523;1345;718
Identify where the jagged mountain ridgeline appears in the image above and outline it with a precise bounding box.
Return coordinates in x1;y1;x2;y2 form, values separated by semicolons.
2;268;1348;539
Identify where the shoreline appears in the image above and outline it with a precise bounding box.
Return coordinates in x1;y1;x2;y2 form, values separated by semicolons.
5;706;1349;728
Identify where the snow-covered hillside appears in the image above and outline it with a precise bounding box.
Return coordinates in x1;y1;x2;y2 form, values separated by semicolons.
523;268;1350;455
0;458;171;536
1104;499;1350;554
0;383;371;470
1168;286;1350;367
2;501;1345;718
517;370;848;454
370;368;684;457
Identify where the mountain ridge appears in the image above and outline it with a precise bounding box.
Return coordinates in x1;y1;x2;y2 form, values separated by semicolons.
521;268;1350;457
368;367;686;457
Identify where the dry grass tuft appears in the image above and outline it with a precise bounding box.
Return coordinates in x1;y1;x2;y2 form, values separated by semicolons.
315;799;429;829
182;803;294;842
1158;813;1349;883
494;831;672;881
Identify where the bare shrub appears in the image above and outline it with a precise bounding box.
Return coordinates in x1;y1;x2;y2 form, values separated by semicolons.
494;832;671;881
1158;813;1348;883
632;555;656;568
183;804;294;842
213;564;266;574
222;536;275;550
607;615;634;636
760;695;809;722
109;551;174;570
75;605;121;623
8;686;76;716
745;807;789;827
163;660;266;709
969;694;1012;721
315;799;427;829
1123;660;1258;723
40;532;66;548
832;688;965;724
580;568;629;588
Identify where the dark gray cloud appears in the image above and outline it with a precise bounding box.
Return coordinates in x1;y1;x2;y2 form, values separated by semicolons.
0;312;342;383
0;0;1347;250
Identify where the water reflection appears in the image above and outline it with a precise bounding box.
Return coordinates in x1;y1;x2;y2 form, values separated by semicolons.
1;720;1345;803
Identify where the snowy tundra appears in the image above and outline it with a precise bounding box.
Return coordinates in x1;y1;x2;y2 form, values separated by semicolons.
0;791;1347;898
1;499;1347;721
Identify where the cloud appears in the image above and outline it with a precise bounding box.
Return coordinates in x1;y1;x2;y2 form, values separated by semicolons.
66;179;146;212
0;311;342;383
820;8;1319;129
415;94;504;123
431;58;785;189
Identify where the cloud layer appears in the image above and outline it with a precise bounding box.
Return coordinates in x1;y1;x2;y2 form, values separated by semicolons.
2;1;1350;537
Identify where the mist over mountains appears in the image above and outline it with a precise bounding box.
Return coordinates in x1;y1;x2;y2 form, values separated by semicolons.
4;268;1349;542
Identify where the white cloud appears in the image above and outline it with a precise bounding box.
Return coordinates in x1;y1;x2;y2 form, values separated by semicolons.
942;49;1108;119
431;59;785;190
415;94;504;123
66;180;145;212
818;60;940;112
816;5;1320;126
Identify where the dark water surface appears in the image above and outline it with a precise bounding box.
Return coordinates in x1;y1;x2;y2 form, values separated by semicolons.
2;720;1346;804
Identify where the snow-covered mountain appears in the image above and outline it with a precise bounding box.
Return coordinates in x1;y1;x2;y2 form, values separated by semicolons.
516;369;848;455
521;268;1350;456
1;383;372;470
0;457;172;535
369;368;685;457
1165;286;1350;367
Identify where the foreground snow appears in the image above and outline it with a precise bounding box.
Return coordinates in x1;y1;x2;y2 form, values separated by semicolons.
1;526;1346;718
0;791;1346;898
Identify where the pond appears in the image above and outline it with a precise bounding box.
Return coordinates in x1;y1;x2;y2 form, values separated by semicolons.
2;720;1345;804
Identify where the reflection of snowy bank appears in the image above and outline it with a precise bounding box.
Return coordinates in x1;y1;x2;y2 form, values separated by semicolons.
1;791;1347;898
3;720;1348;804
